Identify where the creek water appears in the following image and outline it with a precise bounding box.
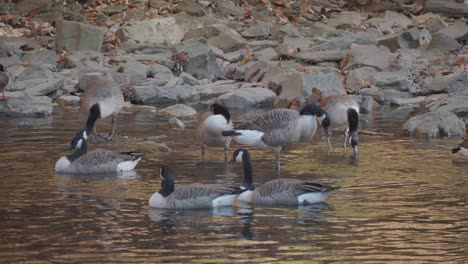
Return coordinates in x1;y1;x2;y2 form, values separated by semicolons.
0;105;466;263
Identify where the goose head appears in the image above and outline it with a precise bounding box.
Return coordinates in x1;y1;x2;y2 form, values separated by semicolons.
159;165;175;197
229;148;255;191
0;64;4;72
64;129;88;151
300;103;331;136
211;103;231;123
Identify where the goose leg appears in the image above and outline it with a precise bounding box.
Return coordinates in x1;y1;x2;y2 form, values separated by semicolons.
343;128;349;151
326;135;332;150
201;144;205;160
1;90;7;100
274;147;281;176
223;145;229;164
107;115;117;141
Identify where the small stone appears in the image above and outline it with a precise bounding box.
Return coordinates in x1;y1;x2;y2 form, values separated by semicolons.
169;117;186;130
158;143;172;152
159;104;198;119
403;111;465;138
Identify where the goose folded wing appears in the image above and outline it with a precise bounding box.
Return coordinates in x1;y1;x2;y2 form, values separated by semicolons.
168;184;239;208
236;109;299;133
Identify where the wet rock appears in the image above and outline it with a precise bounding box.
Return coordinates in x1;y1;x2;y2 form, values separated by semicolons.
343;45;394;71
388;96;426;106
179;72;200;86
241;21;273;38
327;11;362;28
403;111;465;137
174;0;205;16
169;117;186;130
16;64;58;81
313;32;378;51
195;80;237;99
159;103;198;119
185;25;245;53
295;49;347;63
0;95;53;117
177;41;223;80
78;70;113;91
116;17;184;46
255;48;278;61
24;78;64;96
133;85;198;105
57;95;80;107
426;95;468;115
361;96;375;114
217;87;276;109
21;49;58;66
426;32;461;54
56;20;107;52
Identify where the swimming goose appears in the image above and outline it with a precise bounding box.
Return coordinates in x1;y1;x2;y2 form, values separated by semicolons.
55;129;144;174
80;80;124;140
0;64;10;100
317;94;359;156
452;138;468;157
222;103;330;175
196;103;234;162
229;149;336;205
149;166;244;209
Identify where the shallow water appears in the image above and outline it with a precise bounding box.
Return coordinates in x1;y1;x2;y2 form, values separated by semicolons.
0;105;467;263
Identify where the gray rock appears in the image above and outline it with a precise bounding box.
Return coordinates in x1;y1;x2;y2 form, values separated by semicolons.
149;0;170;8
295;49;347;63
242;21;273;38
65;50;106;69
377;30;421;52
157;143;172;152
116;17;184;46
359;86;386;103
298;22;341;38
0;95;53;117
214;1;245;17
423;0;468;17
255;48;278;61
248;40;279;51
21;49;58;66
429;96;468;115
10;0;51;17
327;11;362;28
147;64;174;86
361;96;374;114
8;78;50;92
403;111;465;137
195;80;237;99
120;60;149;79
383;89;412;102
174;0;205;16
343;45;394;71
217;87;276;109
439;22;468;41
388;96;426;106
445;73;468;95
314;32;378;51
223;50;244;63
78;70;113;91
426;32;461;54
273;23;302;39
245;61;271;83
368;11;412;34
168;116;186;130
287;67;346;99
206;26;245;52
133;84;198;105
177;41;223;80
159;103;198;119
56;20;107;52
24;78;64;96
179;72;200;86
276;37;313;57
16;64;57;81
57;95;80;107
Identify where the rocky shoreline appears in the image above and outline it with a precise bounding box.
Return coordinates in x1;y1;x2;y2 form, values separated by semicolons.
0;0;466;138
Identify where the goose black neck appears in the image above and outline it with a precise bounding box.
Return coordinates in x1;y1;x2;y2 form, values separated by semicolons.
159;172;175;197
347;108;359;133
0;64;4;72
212;104;231;123
85;104;101;135
300;103;326;117
66;140;88;162
241;151;255;191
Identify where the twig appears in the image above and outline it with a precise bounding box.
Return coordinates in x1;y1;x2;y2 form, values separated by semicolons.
359;130;395;136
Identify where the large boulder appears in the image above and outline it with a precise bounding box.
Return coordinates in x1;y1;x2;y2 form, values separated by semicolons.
21;49;58;66
16;64;58;81
217;87;276;109
24;78;64;96
159;103;198;119
56;20;107;52
0;95;53;117
403;111;465;137
176;41;223;80
133;84;199;105
116;17;184;46
343;45;394;71
194;80;238;100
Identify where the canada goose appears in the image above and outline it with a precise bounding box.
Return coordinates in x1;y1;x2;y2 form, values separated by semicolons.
452;138;468;157
196;103;234;162
229;149;336;205
222;103;330;175
55;129;144;174
80;80;124;140
0;64;10;100
317;94;359;156
149;166;244;209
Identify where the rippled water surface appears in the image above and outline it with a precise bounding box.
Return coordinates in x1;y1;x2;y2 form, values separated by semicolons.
0;105;467;263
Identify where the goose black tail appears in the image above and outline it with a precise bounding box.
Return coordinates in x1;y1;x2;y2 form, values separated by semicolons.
452;147;461;154
347;108;359;132
222;130;241;137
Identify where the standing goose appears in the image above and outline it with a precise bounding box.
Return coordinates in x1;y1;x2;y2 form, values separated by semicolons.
229;149;336;205
222;103;330;175
0;64;10;100
196;103;234;162
452;138;468;156
55;129;144;174
80;80;124;140
317;94;360;156
149;166;244;209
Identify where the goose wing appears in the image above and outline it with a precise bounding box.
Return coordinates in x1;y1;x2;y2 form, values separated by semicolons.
0;72;9;89
167;184;240;209
252;179;306;205
69;149;140;173
196;111;212;138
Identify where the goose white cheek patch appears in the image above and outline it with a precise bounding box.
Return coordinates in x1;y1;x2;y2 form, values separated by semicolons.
76;139;83;149
235;151;244;162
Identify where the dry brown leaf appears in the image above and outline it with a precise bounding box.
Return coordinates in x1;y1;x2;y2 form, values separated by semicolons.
339;53;352;70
